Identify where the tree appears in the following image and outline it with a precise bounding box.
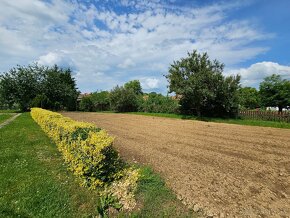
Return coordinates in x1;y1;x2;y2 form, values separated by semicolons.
259;74;290;112
109;86;139;112
238;87;261;109
165;50;240;117
90;91;110;111
0;64;78;111
124;80;143;95
138;92;179;114
0;64;44;111
79;96;94;112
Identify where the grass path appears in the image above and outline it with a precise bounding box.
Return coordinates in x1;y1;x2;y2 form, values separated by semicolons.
0;113;21;129
0;113;100;217
0;114;14;125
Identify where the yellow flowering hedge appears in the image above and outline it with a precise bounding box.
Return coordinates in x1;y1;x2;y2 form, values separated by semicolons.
31;108;124;188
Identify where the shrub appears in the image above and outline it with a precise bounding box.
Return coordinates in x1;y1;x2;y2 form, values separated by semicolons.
109;86;139;112
31;108;123;188
138;92;179;114
79;96;94;112
31;108;140;211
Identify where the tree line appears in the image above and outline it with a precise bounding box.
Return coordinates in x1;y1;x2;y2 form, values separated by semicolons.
0;64;78;111
1;50;289;116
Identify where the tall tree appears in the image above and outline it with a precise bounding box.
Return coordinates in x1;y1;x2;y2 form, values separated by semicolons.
0;64;78;111
165;50;240;117
259;74;290;112
124;80;143;95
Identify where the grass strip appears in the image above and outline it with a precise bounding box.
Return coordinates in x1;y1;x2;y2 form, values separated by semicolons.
124;112;290;129
0;113;194;217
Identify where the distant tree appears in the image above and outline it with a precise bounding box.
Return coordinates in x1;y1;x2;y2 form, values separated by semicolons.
165;50;240;117
41;65;78;110
109;86;138;112
238;87;261;109
0;64;44;111
0;63;78;111
79;96;94;112
124;80;143;95
90;91;110;111
259;74;290;112
138;92;179;114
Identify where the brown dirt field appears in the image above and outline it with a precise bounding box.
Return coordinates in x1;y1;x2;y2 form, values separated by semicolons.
62;112;290;217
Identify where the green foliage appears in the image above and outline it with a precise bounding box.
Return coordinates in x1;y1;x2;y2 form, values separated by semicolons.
165;50;240;117
238;87;261;109
90;91;110;111
79;96;94;112
31;108;124;188
109;86;139;112
138;92;179;114
0;64;78;111
259;74;290;112
97;194;122;218
124;80;143;95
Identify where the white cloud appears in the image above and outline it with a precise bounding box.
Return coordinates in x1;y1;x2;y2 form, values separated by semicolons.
0;0;273;93
140;77;160;90
228;62;290;88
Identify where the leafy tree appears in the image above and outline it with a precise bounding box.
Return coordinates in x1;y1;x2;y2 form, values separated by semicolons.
165;50;240;117
0;64;44;111
79;96;94;112
138;92;179;113
109;86;139;112
259;74;290;112
124;80;143;95
90;91;110;111
0;64;78;111
238;87;261;109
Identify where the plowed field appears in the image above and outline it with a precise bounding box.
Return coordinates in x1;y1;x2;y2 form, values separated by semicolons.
62;112;290;217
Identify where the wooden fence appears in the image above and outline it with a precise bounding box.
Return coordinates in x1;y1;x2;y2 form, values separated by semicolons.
239;110;290;123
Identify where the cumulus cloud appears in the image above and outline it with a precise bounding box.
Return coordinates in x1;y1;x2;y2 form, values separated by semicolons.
0;0;273;93
229;62;290;88
38;51;76;70
140;77;160;90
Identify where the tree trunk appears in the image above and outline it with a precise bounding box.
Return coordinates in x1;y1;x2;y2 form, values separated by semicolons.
278;106;283;114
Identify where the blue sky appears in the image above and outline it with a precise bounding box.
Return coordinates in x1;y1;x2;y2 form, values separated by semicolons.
0;0;290;93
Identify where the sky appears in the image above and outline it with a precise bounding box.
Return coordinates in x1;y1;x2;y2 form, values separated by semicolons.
0;0;290;94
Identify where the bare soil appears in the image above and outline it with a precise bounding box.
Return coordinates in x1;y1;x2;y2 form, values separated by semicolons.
62;112;290;217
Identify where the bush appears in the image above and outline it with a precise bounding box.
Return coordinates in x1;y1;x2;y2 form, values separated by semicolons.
31;108;123;188
138;93;179;114
90;91;110;111
31;108;140;212
79;96;94;112
110;86;139;112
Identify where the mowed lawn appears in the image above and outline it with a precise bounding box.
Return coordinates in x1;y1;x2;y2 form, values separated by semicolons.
0;114;13;124
0;113;194;218
0;113;100;217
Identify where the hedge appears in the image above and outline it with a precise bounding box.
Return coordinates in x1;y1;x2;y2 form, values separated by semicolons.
31;108;124;188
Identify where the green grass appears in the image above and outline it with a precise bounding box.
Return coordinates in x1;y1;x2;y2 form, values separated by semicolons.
0;109;21;113
0;113;101;217
0;113;194;217
0;114;13;124
210;118;290;129
127;166;195;218
123;112;290;129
